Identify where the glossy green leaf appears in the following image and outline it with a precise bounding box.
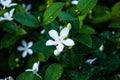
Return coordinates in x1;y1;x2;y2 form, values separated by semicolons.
32;39;54;61
58;11;77;21
44;63;63;80
80;25;96;34
43;2;64;25
2;21;18;32
16;72;34;80
111;1;120;19
109;22;120;28
75;34;92;48
77;0;98;15
0;34;20;49
91;6;111;23
13;12;40;27
8;53;21;70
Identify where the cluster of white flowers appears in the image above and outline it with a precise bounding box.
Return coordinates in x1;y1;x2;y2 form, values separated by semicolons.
46;23;75;56
0;0;16;21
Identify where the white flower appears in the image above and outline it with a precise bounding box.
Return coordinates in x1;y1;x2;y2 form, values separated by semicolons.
0;8;15;21
46;23;75;56
25;61;40;74
71;0;79;5
0;0;17;9
86;58;97;64
22;3;31;12
17;40;33;58
99;44;104;51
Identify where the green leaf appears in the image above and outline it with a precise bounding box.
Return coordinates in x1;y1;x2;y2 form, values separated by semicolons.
77;0;98;15
16;72;34;80
13;12;40;27
75;34;92;48
43;2;64;25
58;11;77;21
111;1;120;19
2;21;18;32
80;25;96;34
32;39;54;61
8;53;21;70
44;63;63;80
91;6;111;23
109;22;120;28
0;33;21;49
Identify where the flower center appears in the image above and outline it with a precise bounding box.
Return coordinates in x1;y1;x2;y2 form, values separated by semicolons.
24;47;28;51
57;37;63;44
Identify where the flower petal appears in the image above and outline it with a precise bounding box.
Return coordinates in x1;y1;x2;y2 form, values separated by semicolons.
56;43;64;52
49;30;59;40
86;58;97;64
46;40;57;46
8;3;17;7
63;39;75;46
28;49;33;55
22;40;27;47
32;61;40;73
9;8;15;17
60;27;69;39
25;69;33;72
17;46;24;51
22;51;27;58
28;41;33;48
54;49;61;56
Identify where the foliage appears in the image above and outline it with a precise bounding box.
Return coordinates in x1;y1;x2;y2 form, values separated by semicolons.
0;0;120;80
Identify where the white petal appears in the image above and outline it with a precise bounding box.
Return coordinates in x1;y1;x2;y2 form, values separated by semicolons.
54;49;61;56
9;8;15;17
32;61;40;73
60;27;69;39
63;39;75;46
26;4;31;11
28;49;33;55
49;30;59;40
17;46;24;51
0;17;5;21
86;58;97;64
46;40;57;46
25;69;33;72
8;3;17;7
40;29;45;34
28;41;33;48
71;0;78;5
22;40;27;47
22;51;28;58
56;43;64;52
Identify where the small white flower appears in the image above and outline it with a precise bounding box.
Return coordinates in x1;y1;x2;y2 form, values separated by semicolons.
46;23;75;56
22;3;31;12
0;8;15;21
86;58;97;64
99;44;104;51
71;0;79;5
0;0;17;9
26;61;40;74
17;40;33;58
